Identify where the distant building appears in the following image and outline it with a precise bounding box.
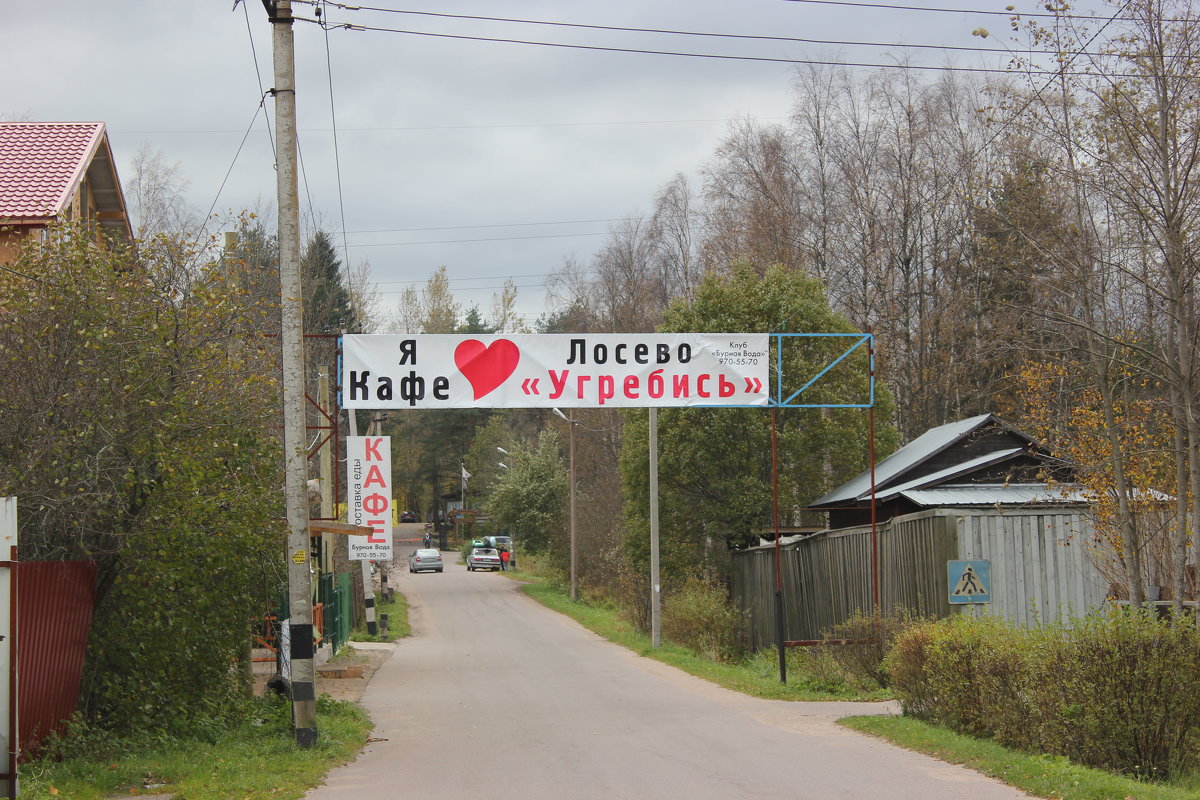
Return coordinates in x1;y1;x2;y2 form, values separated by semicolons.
0;121;131;263
733;414;1108;649
807;413;1079;528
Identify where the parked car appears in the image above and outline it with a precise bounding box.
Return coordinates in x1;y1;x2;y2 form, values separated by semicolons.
466;547;501;571
485;535;512;550
399;510;418;523
409;548;443;573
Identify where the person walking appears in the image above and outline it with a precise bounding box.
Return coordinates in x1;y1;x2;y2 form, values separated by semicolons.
500;547;510;572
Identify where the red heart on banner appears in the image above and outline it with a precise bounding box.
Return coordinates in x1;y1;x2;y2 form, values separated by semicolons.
454;339;521;400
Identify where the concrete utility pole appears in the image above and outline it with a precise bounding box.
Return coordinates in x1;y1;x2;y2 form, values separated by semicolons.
267;0;317;747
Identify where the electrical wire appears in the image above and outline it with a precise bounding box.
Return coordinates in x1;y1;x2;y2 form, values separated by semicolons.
241;0;276;160
310;2;1070;57
779;0;1138;21
374;270;567;285
320;0;354;273
301;15;1138;78
346;218;623;234
953;0;1134;186
201;96;269;231
345;231;610;247
113;117;766;135
295;138;321;235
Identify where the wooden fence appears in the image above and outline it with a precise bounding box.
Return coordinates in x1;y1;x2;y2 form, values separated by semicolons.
732;508;1110;651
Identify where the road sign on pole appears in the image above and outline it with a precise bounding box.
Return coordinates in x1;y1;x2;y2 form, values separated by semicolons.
948;560;991;604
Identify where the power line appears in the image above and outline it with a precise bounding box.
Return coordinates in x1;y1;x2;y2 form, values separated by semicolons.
320;0;353;272
200;97;269;230
240;0;276;160
303;16;1139;78
374;270;559;286
346;218;623;234
312;2;1068;57
345;231;610;247
113;117;769;135
778;0;1160;22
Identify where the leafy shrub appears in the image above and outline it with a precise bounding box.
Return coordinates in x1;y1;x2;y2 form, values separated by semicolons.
742;646;868;696
884;609;1200;779
821;607;929;689
661;573;745;663
1042;609;1200;778
880;619;940;717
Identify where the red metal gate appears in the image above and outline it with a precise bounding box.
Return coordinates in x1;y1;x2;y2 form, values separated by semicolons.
16;561;96;758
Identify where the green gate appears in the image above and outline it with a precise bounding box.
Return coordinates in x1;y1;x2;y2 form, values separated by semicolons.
317;573;353;653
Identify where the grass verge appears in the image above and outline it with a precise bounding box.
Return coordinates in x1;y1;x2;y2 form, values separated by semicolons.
21;583;411;800
349;585;410;642
18;695;372;800
842;715;1200;800
519;580;889;702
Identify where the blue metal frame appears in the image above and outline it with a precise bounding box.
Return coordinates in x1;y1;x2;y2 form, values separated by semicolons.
772;332;874;409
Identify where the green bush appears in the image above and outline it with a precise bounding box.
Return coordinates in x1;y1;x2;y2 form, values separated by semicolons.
1044;610;1200;778
821;607;928;689
885;609;1200;779
661;573;745;663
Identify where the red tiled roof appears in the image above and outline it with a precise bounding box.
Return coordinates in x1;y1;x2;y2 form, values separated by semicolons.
0;122;105;220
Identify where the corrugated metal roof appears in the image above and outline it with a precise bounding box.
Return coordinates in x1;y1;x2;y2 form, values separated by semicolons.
897;484;1089;506
810;413;996;507
0;122;104;219
874;448;1024;501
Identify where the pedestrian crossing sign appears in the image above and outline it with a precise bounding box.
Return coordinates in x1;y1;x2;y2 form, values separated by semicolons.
947;560;991;604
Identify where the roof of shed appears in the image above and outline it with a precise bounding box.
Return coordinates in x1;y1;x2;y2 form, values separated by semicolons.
873;448;1026;501
809;413;1002;508
896;483;1089;506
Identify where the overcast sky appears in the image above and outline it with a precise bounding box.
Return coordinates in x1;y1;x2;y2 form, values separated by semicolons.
4;1;1028;327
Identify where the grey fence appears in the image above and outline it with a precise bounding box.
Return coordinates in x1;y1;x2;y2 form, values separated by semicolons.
732;508;1109;651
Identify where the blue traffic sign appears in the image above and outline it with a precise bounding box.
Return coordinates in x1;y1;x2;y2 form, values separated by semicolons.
947;560;991;604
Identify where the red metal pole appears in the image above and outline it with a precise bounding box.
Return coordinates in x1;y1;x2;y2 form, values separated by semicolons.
868;332;879;611
771;405;786;683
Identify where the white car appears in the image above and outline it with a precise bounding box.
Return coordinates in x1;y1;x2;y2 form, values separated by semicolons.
408;548;443;573
466;547;501;571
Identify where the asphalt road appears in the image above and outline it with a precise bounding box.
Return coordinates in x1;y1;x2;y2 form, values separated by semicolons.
307;533;1031;800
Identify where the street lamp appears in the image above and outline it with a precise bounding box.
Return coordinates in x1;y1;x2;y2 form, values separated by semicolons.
552;408;578;601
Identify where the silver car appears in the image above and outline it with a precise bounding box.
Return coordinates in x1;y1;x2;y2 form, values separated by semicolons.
466;547;502;571
408;548;443;573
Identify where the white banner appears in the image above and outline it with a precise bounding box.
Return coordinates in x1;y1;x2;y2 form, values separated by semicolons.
346;436;393;561
341;333;769;409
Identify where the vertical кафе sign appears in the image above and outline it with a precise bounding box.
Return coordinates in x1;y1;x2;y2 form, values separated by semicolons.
346;436;393;561
341;334;769;409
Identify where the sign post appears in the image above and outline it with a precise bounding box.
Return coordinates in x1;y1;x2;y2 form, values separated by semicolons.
347;435;391;637
346;436;394;563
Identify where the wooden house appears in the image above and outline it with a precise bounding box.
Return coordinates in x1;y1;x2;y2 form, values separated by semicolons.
0;122;131;263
